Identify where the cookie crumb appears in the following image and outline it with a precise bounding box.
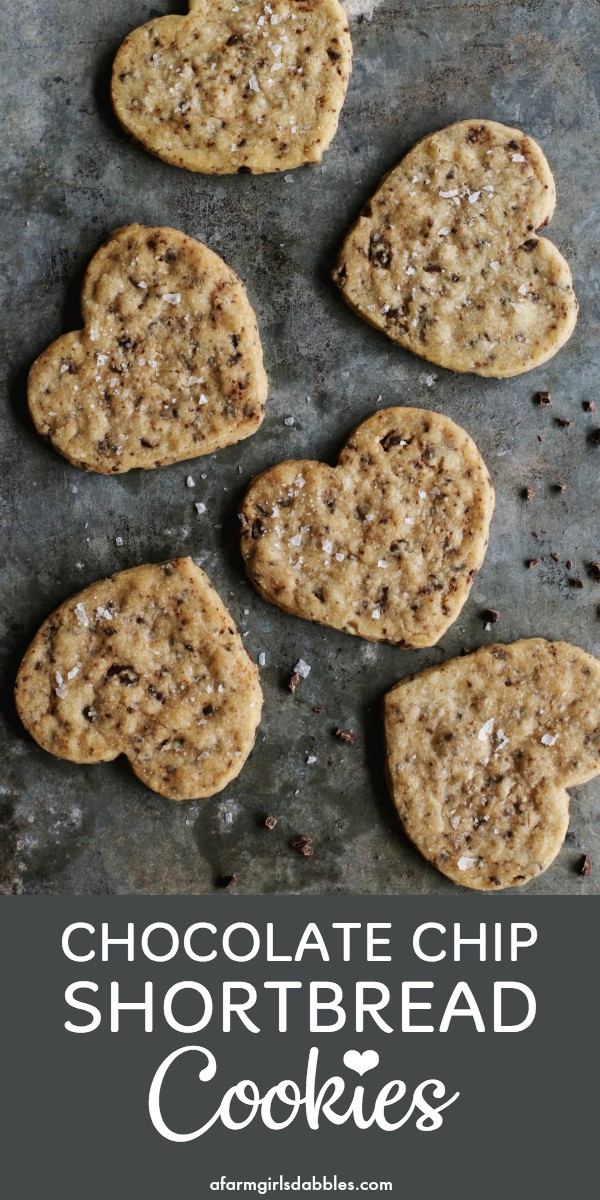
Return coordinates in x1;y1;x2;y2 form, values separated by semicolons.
527;558;541;568
524;486;535;500
313;706;323;714
570;577;584;589
582;400;595;413
553;482;567;493
554;417;571;428
291;835;314;857
589;428;600;445
536;390;551;405
579;854;593;877
565;559;573;570
588;562;600;582
335;727;355;744
264;815;277;831
289;671;300;694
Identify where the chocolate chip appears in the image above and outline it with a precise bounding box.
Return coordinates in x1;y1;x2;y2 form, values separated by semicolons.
520;238;538;251
368;232;392;269
216;874;238;889
251;518;266;539
264;815;277;831
380;431;407;452
104;664;139;686
482;608;500;624
536;390;551;405
291;835;314;857
335;727;355;744
578;854;593;877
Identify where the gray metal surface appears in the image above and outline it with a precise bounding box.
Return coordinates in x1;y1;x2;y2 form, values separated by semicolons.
1;0;598;895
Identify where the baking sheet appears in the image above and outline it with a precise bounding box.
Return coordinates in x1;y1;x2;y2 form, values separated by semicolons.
1;0;598;894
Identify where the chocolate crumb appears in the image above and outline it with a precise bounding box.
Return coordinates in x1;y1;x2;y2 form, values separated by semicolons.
551;552;560;562
527;558;541;568
565;559;573;570
537;435;543;442
524;486;535;500
570;577;584;589
264;815;277;831
482;608;500;624
583;400;595;413
291;835;314;858
579;854;593;877
289;671;300;694
589;428;600;445
335;727;355;744
536;390;551;405
555;417;571;428
313;706;323;714
553;482;567;493
216;874;238;889
588;562;600;582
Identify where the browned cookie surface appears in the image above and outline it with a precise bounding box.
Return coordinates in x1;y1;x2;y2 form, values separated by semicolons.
240;407;494;646
333;120;577;376
384;639;600;889
28;225;267;473
15;559;263;801
112;0;352;174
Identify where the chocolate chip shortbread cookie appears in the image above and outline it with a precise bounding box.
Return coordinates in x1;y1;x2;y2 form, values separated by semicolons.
28;225;267;473
112;1;352;174
15;559;263;801
384;639;600;889
333;120;577;376
240;407;494;646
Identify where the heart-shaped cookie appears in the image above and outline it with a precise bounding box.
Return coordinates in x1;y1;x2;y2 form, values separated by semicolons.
384;639;600;890
333;120;578;376
15;559;263;801
239;407;494;646
28;225;267;474
111;1;352;175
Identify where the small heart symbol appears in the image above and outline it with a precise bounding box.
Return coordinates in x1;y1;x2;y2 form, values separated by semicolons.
343;1050;379;1076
